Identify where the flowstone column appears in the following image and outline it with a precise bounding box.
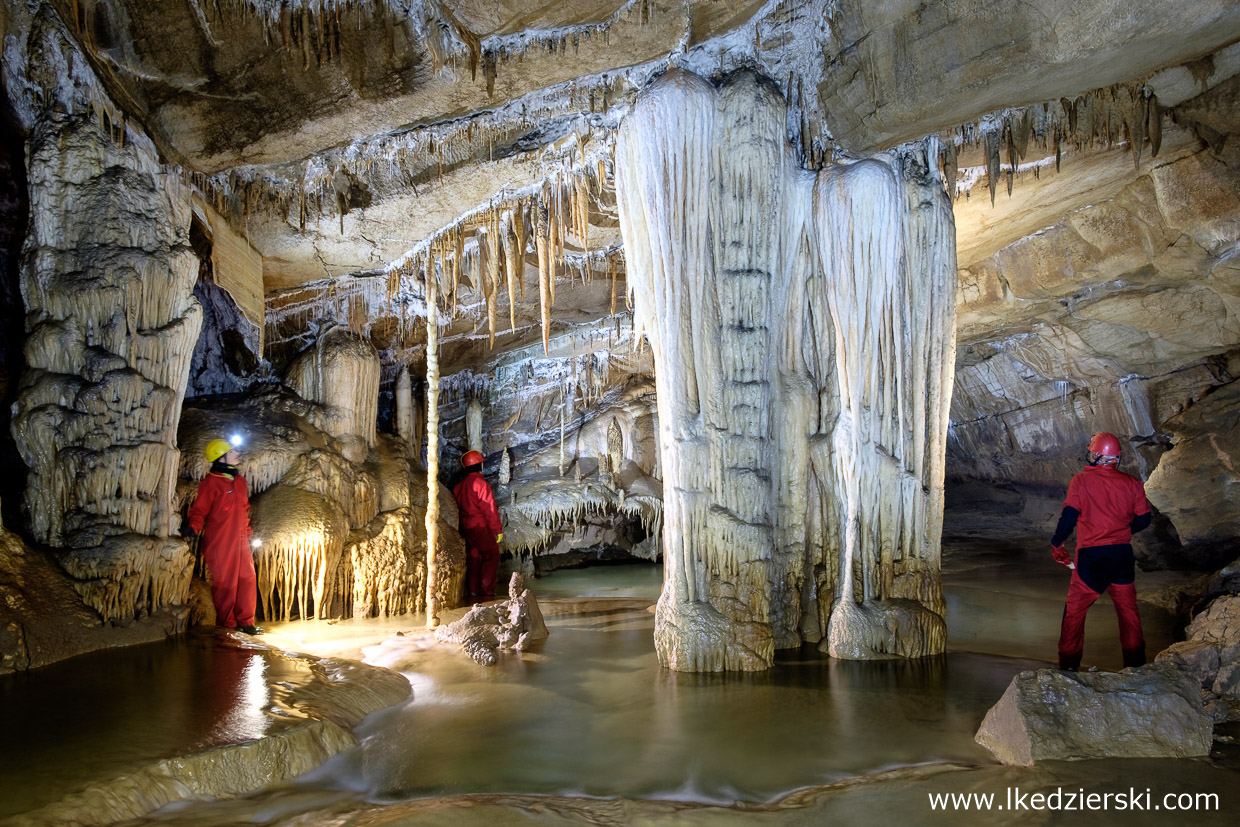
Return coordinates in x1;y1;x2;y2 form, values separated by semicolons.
9;105;202;620
616;69;954;671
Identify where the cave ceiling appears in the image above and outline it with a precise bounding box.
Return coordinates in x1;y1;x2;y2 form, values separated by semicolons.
38;0;1240;379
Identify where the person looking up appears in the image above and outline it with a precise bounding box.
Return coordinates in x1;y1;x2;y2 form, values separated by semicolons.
1050;431;1151;670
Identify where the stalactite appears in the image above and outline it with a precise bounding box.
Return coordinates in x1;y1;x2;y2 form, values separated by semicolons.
501;210;519;332
536;201;551;355
985;129;1000;205
942;136;957;199
484;212;501;348
1149;95;1163;157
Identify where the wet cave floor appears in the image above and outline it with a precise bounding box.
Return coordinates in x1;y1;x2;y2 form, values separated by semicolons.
2;533;1238;826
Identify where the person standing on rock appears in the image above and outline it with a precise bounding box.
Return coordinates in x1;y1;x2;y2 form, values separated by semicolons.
187;436;262;635
1050;431;1151;670
453;449;503;599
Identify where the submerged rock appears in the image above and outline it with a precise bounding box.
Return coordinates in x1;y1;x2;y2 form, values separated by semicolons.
975;664;1213;765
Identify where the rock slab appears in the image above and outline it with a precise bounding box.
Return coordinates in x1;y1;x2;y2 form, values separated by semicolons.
975;664;1213;765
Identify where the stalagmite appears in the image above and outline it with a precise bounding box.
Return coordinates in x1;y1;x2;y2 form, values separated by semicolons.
607;417;623;476
559;382;567;477
424;253;442;628
616;69;953;672
466;397;483;453
395;365;414;449
499;447;511;485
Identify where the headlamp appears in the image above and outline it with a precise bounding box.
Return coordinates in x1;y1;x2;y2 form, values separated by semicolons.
230;434;243;447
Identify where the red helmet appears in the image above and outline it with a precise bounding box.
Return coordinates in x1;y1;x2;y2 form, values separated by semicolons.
461;450;484;467
1087;432;1121;463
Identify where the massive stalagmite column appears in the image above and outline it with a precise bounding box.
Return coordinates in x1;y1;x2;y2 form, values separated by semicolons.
4;11;202;622
615;69;954;671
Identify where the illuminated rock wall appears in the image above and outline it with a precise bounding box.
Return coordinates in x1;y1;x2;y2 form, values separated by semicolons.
615;69;955;671
5;8;200;622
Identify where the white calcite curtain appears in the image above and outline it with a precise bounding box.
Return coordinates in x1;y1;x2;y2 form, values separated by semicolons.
615;69;956;671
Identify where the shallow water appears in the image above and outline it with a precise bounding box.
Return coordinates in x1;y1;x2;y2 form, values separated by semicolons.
303;612;1027;803
0;542;1211;824
0;635;302;819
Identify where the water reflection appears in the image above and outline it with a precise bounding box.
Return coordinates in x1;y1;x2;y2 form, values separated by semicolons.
0;635;278;818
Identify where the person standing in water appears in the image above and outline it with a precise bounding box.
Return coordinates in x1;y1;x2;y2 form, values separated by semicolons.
452;449;503;599
188;436;262;635
1050;432;1151;670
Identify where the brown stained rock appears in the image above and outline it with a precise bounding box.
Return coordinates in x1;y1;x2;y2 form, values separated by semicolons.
0;520;189;674
975;664;1214;766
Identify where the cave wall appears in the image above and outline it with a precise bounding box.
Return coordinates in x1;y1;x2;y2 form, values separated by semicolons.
2;4;201;626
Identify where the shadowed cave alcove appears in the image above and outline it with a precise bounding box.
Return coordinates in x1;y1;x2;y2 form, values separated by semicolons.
2;1;1240;825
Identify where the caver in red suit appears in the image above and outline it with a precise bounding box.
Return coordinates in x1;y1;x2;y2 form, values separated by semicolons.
188;439;258;631
1050;432;1152;671
452;450;503;598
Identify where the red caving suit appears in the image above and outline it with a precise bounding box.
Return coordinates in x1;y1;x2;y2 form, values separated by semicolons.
188;468;257;629
1052;463;1151;670
453;470;502;597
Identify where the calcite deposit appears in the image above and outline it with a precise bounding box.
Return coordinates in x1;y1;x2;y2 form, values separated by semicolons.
434;572;549;665
616;69;953;670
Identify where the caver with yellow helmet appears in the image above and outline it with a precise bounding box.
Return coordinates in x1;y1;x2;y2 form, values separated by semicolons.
1048;431;1152;670
187;434;262;635
452;448;503;599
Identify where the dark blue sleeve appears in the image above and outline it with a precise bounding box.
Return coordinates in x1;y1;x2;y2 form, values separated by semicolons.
1129;512;1151;534
1051;506;1080;547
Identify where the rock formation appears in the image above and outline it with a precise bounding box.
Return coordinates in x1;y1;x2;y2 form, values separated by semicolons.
434;572;549;665
974;663;1214;765
615;69;953;670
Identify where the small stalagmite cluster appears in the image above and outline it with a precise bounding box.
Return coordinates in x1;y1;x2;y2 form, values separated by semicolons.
616;69;955;671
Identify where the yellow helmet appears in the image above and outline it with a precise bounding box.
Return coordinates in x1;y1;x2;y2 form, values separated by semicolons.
204;438;232;463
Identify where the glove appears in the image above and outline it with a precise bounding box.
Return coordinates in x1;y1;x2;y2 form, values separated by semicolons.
496;533;504;544
180;525;197;540
1050;544;1072;567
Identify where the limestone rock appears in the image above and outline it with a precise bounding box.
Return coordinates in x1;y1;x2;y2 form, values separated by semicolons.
1156;640;1222;687
0;520;188;674
434;573;549;665
974;665;1214;765
1147;381;1240;546
285;326;381;450
1185;594;1240;645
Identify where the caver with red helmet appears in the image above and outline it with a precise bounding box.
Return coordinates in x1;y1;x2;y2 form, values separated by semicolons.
1048;429;1151;670
453;447;503;598
1087;432;1122;466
